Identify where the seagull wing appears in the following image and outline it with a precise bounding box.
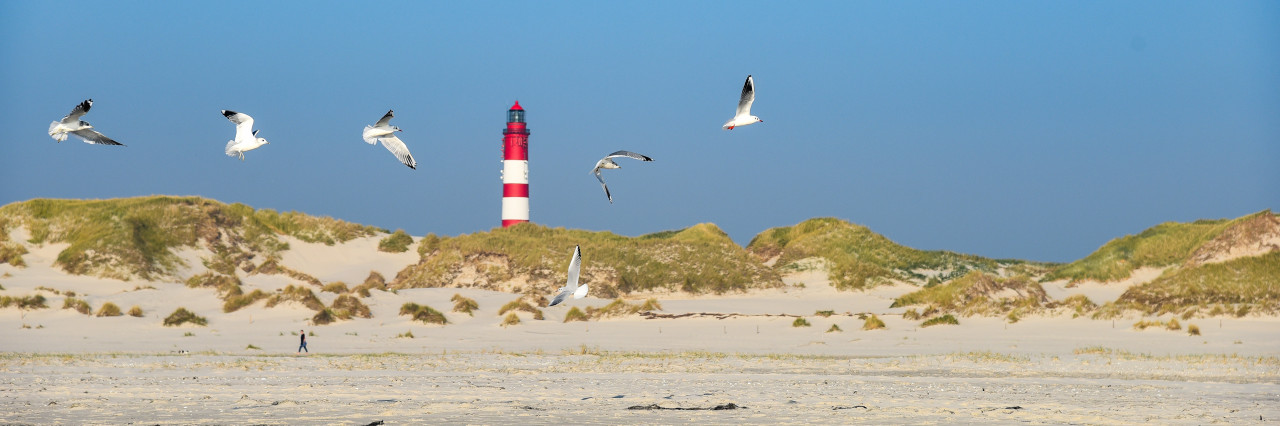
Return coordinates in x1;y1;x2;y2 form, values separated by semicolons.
736;75;755;117
565;245;582;293
377;134;417;169
221;110;255;141
549;288;569;307
64;99;92;122
594;170;613;203
70;128;124;146
573;283;589;300
605;150;653;162
374;109;394;127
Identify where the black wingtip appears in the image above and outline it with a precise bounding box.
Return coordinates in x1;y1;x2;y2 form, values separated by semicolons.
221;110;237;118
81;99;93;111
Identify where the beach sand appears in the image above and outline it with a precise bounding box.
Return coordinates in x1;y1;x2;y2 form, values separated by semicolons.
2;237;1278;423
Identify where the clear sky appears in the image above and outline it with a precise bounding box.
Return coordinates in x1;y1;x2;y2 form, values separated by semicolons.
1;1;1277;263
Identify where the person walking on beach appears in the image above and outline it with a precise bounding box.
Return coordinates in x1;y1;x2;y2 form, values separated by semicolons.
297;329;308;353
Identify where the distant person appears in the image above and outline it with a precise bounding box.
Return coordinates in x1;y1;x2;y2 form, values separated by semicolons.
298;329;308;353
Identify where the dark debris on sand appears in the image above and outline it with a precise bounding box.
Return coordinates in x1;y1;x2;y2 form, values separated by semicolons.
627;403;746;410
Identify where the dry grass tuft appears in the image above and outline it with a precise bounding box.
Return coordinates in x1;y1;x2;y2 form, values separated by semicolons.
501;312;521;327
564;306;589;323
62;297;91;315
95;302;122;317
921;314;959;327
792;317;811;327
451;294;479;316
127;305;144;317
863;314;886;330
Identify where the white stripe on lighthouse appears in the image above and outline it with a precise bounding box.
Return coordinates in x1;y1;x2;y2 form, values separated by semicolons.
502;197;529;221
502;160;528;184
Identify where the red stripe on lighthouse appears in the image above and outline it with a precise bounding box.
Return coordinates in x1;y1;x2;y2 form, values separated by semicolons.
503;184;529;198
501;219;527;227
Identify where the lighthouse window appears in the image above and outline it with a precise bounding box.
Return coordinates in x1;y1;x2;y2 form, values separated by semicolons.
508;110;524;123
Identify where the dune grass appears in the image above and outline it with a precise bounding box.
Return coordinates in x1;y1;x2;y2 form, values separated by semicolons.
223;289;268;313
400;303;447;325
353;271;387;298
321;281;349;294
95;302;122;317
792;317;811;327
921;314;959;327
501;312;521;327
392;222;781;295
265;285;325;312
330;294;371;319
498;299;544;320
163;307;207;327
451;294;478;316
564;306;589;322
0;196;382;280
891;271;1049;316
1045;210;1273;283
127;305;143;317
0;294;48;310
62;297;91;315
1105;251;1280;317
826;324;842;332
862;314;886;330
746;217;1046;290
582;298;663;320
378;229;414;253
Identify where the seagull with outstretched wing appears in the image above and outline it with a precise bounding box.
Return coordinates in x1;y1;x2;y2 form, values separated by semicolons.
48;99;125;146
549;245;587;306
362;109;417;169
722;75;763;130
221;110;269;161
590;150;653;204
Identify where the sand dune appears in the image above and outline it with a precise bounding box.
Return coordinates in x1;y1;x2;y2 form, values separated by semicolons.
2;235;1278;423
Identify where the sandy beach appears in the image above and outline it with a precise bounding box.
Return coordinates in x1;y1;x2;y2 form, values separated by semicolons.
2;235;1278;424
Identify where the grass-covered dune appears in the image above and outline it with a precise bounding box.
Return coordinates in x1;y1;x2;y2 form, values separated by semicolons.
392;222;782;297
1045;210;1277;283
0;196;383;281
746;218;1050;290
1097;251;1280;318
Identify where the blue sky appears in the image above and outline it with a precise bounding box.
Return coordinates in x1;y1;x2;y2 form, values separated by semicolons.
1;1;1277;263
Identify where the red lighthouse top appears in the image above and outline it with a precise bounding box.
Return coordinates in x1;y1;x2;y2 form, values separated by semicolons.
509;100;523;111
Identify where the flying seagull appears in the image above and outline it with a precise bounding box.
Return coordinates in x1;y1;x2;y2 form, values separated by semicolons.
221;110;269;160
362;109;417;169
590;150;653;203
722;75;763;130
549;245;587;307
47;99;124;146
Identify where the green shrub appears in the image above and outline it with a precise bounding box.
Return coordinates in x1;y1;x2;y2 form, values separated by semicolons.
63;297;91;315
396;331;414;338
863;314;886;330
400;303;447;325
0;294;48;310
792;317;811;327
96;302;122;317
378;229;414;253
163;307;208;327
921;314;959;327
353;271;387;297
902;308;921;321
564;307;589;323
451;294;479;316
1188;324;1201;336
815;310;835;318
826;324;842;333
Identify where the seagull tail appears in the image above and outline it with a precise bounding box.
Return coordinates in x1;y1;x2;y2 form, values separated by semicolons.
225;140;239;157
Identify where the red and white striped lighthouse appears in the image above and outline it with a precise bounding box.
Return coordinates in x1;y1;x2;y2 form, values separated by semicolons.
501;101;530;227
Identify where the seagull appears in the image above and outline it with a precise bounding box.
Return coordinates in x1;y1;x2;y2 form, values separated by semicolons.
590;150;653;203
221;110;269;160
549;245;587;306
722;75;763;130
47;99;124;146
362;109;417;169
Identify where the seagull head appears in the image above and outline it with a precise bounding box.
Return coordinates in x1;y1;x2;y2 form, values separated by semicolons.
753;116;763;123
393;126;403;132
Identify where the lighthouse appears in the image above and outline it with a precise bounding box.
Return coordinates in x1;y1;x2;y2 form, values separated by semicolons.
501;101;530;227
